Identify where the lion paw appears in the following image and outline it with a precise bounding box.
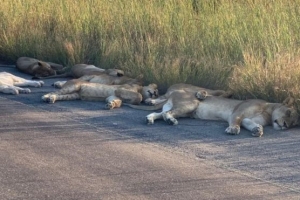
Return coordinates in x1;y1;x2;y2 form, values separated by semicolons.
144;98;156;105
32;81;44;87
252;125;263;137
162;111;178;125
39;81;44;87
166;118;178;125
225;125;240;135
42;94;56;103
195;90;208;100
19;88;31;94
105;102;115;110
53;81;64;88
146;116;154;125
7;88;19;95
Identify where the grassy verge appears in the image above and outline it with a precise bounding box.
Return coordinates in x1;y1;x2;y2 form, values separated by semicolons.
1;0;300;107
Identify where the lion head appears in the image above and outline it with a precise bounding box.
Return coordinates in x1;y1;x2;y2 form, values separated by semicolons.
32;61;56;77
272;99;299;130
141;83;159;101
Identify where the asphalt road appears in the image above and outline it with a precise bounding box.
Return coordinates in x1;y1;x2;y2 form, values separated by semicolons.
1;65;300;200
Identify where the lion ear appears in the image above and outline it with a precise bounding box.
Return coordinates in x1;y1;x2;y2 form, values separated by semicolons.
149;83;157;88
282;97;295;107
32;64;40;71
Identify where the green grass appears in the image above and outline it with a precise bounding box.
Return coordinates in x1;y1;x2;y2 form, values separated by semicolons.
1;0;300;107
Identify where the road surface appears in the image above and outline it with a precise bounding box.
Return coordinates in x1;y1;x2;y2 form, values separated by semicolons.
1;65;300;200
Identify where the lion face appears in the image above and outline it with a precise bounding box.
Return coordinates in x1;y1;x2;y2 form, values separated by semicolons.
272;106;299;130
33;61;56;77
141;83;159;101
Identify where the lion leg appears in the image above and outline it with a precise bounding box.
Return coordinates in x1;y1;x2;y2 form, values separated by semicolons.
52;81;67;88
225;116;242;135
10;74;44;87
0;85;31;94
115;89;143;105
14;80;44;88
162;111;179;125
144;96;167;105
0;85;19;94
241;118;264;137
162;102;199;125
146;112;163;125
105;95;122;109
162;109;192;125
13;86;31;94
42;93;80;103
52;83;81;95
0;85;19;95
57;79;82;91
146;101;173;125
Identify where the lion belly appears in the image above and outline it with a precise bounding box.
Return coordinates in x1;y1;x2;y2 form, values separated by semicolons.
244;115;269;126
194;104;232;121
0;72;22;85
0;75;14;85
79;84;116;101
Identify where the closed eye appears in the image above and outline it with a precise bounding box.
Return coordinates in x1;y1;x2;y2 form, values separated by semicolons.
148;90;159;98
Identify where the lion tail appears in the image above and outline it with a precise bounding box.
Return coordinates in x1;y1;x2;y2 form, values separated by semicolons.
124;102;164;111
32;72;72;80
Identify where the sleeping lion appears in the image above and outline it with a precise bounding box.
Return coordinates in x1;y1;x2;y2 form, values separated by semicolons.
128;87;299;137
143;83;233;106
128;84;299;137
16;57;64;78
0;72;44;95
52;73;144;89
34;63;125;80
41;79;158;109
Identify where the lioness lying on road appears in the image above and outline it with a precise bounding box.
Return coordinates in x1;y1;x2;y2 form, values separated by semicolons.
52;74;144;89
128;83;233;108
16;57;64;78
38;63;135;88
35;63;124;80
0;72;44;95
42;79;158;109
142;89;299;137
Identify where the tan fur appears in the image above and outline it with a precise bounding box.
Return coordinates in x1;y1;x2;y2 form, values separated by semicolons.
16;57;64;78
37;63;125;80
127;83;232;110
53;74;144;89
43;63;142;88
0;72;44;95
41;80;158;109
69;64;125;77
144;89;299;137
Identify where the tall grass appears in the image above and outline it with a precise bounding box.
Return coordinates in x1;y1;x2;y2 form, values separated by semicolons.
1;0;300;107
